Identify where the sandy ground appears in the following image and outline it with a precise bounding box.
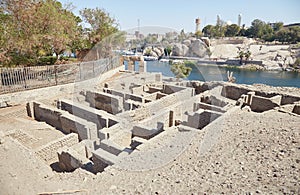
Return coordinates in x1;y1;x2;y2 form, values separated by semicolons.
0;101;299;194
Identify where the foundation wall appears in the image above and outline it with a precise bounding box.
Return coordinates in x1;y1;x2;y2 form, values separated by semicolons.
33;102;63;130
60;113;98;141
163;85;187;94
35;133;78;163
59;99;118;130
292;105;300;115
184;110;222;129
250;95;281;112
57;147;91;172
92;149;118;172
132;125;162;139
221;85;250;100
86;91;123;114
194;102;226;113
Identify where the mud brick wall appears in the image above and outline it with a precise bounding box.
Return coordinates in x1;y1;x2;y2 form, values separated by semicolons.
59;99;112;129
86;91;123;114
163;84;186;94
35;133;78;163
92;149;117;173
119;88;194;123
250;95;281;112
132;125;159;139
139;109;170;132
280;94;300;105
104;88;125;98
292;105;300;115
185;110;222;129
221;85;250;100
60;113;98;141
194;102;226;113
33;102;63;130
124;93;143;103
147;86;163;94
131;85;144;95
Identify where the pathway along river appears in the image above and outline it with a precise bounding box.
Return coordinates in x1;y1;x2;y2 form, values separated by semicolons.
144;61;300;88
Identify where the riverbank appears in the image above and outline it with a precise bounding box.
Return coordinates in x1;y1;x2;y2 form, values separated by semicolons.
148;61;300;88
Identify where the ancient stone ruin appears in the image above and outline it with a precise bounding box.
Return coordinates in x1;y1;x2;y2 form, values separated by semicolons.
20;71;300;174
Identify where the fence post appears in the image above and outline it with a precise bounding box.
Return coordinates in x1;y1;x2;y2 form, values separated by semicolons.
54;65;58;85
93;61;95;77
23;67;28;89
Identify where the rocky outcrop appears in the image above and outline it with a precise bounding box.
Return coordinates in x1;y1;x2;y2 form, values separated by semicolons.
143;46;164;58
172;43;189;56
172;39;208;58
188;39;208;58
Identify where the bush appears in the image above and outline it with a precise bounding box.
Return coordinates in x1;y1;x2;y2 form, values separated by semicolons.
5;53;37;67
37;56;57;66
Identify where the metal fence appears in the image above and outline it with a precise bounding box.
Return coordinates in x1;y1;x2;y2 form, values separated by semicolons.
0;56;121;95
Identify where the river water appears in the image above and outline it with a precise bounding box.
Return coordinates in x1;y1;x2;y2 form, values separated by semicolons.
145;61;300;88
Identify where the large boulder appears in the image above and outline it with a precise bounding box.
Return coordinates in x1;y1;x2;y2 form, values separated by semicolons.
172;43;189;56
153;47;163;57
188;39;208;58
183;40;191;47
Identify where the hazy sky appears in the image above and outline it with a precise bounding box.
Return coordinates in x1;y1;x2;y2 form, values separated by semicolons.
60;0;300;33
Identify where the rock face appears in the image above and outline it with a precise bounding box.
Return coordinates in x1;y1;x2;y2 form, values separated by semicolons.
143;46;164;58
172;43;189;56
183;40;191;47
188;39;208;58
172;39;208;58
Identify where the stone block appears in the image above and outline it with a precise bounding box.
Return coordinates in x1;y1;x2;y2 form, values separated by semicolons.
92;148;118;172
60;113;98;141
184;109;222;129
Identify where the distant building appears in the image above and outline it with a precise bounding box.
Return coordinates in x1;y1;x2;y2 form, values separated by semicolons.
238;14;242;27
283;23;300;28
195;18;201;32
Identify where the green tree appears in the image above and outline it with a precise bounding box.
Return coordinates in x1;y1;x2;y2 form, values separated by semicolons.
170;61;192;79
202;25;214;37
80;7;119;47
225;24;240;37
195;30;202;39
37;0;79;59
0;0;80;65
246;19;265;38
272;22;284;32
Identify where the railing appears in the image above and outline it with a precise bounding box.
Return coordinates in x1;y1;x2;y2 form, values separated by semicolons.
0;56;121;95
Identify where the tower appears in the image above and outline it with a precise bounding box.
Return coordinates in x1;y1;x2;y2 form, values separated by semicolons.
217;14;221;26
195;18;201;32
238;14;242;27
